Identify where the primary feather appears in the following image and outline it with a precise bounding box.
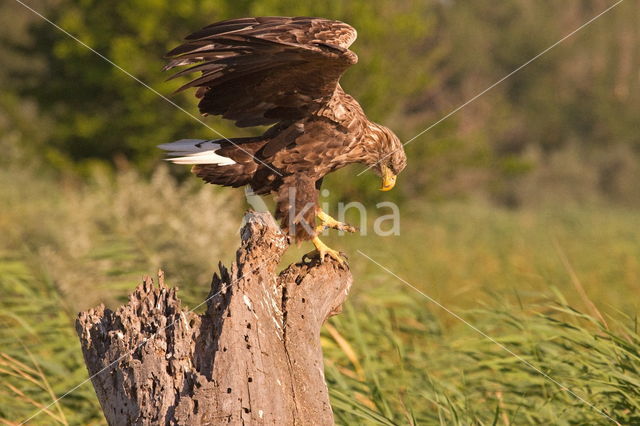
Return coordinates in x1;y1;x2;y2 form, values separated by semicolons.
164;16;358;128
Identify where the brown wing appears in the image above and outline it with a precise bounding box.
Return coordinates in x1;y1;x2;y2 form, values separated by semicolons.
164;16;358;127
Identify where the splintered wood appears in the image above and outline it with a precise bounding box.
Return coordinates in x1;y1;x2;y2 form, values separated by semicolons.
76;212;352;425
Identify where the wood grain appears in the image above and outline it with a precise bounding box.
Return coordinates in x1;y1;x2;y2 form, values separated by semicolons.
76;212;352;425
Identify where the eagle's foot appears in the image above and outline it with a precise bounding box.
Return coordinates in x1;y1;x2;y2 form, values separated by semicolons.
317;210;358;233
304;236;347;267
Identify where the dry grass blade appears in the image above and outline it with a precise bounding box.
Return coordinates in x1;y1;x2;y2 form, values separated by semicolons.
325;322;365;380
553;237;608;328
0;351;68;425
4;384;66;424
0;353;39;377
24;346;68;425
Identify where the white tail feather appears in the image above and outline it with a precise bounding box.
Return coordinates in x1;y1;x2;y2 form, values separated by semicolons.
158;139;236;166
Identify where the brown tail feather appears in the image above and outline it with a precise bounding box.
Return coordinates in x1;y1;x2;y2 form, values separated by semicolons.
191;163;255;188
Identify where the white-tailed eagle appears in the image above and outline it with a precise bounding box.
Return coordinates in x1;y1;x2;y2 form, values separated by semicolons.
159;16;407;264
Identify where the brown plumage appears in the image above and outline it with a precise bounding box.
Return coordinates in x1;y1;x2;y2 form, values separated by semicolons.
160;16;407;262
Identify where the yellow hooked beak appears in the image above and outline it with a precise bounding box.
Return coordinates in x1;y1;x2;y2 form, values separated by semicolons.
379;165;397;191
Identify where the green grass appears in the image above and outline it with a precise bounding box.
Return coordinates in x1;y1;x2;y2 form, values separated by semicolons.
324;295;640;425
336;201;640;317
1;163;639;424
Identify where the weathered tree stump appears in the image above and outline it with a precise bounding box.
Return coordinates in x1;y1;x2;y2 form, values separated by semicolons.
76;212;352;425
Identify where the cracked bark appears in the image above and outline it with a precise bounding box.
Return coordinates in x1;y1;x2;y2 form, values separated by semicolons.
76;211;353;425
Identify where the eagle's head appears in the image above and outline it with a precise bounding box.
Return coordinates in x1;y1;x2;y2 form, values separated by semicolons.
366;124;407;191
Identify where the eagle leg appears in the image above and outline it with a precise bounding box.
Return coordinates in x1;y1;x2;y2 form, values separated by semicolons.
316;209;358;233
304;236;347;266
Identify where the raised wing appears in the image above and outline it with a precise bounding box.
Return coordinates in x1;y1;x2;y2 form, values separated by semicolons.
164;16;358;127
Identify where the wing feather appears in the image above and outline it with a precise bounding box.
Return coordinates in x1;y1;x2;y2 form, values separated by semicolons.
165;16;358;127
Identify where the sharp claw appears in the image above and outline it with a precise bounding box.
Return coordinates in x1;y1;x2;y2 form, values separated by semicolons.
316;210;357;234
306;236;348;268
321;248;347;266
304;249;347;266
339;223;358;233
318;220;357;233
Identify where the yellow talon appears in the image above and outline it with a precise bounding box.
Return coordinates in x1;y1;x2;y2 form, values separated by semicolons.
304;236;347;267
316;209;357;233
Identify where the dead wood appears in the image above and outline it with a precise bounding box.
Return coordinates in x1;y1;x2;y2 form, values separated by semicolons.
76;211;353;425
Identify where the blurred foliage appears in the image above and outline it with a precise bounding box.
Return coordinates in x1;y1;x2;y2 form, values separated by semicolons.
2;0;638;204
431;0;640;206
3;0;441;176
0;146;240;312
